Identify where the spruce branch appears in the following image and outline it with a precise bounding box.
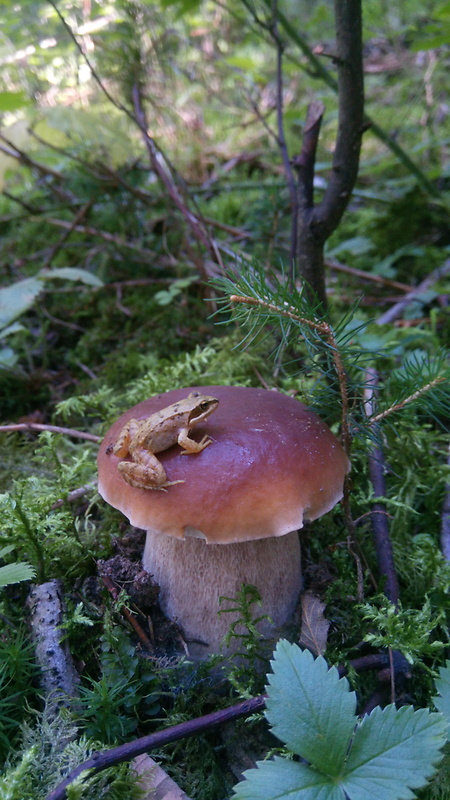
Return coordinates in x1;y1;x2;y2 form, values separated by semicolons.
229;293;351;456
368;376;447;426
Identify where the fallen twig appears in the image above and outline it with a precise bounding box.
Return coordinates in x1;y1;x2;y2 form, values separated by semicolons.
45;695;267;800
376;258;450;326
51;483;97;510
34;216;157;261
0;422;101;442
441;443;450;561
100;573;154;651
45;649;401;800
363;368;399;607
326;258;411;293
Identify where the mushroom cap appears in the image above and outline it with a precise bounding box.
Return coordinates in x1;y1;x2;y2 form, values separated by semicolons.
97;385;350;543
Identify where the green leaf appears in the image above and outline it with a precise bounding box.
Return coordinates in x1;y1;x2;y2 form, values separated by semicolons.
433;660;450;734
0;562;35;587
0;277;42;329
265;641;357;776
327;236;374;257
233;757;345;800
40;267;103;287
0;346;17;368
342;704;446;800
0;321;26;339
0;90;30;111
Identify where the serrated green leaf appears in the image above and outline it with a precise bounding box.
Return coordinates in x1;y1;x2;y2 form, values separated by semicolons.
0;277;42;329
0;561;35;587
433;660;450;733
265;641;357;776
342;704;446;800
233;756;345;800
40;267;103;287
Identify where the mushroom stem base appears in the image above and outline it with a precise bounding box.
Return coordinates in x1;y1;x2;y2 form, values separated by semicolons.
143;530;302;659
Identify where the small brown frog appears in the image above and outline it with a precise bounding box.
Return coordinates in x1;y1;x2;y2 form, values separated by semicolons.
112;392;219;490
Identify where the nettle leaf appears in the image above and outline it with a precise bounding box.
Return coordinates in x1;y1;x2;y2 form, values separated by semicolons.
264;641;357;776
233;756;346;800
433;660;450;732
342;704;446;800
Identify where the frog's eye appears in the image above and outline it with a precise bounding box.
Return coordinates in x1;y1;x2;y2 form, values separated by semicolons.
199;401;210;410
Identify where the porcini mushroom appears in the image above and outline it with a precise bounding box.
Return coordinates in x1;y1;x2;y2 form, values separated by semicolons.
98;386;350;658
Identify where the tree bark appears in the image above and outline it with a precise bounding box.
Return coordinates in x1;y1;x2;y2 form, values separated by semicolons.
295;0;364;308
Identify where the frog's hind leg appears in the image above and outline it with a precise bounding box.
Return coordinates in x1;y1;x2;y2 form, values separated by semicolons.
117;459;184;491
113;419;141;458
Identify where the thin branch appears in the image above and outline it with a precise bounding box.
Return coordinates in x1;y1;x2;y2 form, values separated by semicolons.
293;100;325;210
265;1;439;197
41;202;93;270
440;443;450;561
312;0;364;240
45;648;402;800
0;135;66;182
368;376;446;425
326;258;412;293
364;369;399;606
34;217;157;261
130;83;222;277
100;573;154;652
270;3;298;283
45;695;267;800
229;293;351;456
376;258;450;326
0;423;101;442
51;484;96;511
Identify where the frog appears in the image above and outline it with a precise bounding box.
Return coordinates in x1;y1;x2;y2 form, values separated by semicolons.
111;391;219;490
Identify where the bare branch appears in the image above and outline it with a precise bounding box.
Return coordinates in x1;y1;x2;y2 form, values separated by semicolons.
312;0;364;240
229;293;351;456
376;258;450;326
0;422;101;442
364;369;399;606
368;376;446;425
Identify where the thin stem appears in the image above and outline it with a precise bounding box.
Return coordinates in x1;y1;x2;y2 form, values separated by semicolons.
0;423;101;442
229;293;351;456
368;376;446;425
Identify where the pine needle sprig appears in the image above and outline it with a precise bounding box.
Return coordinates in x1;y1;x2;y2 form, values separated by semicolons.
365;351;450;428
212;264;450;450
213;265;353;455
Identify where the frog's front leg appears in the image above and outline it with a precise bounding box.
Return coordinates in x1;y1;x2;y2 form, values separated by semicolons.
113;419;141;458
178;428;213;454
118;448;184;491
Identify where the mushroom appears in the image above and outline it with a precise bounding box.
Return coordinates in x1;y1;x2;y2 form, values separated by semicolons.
97;386;350;658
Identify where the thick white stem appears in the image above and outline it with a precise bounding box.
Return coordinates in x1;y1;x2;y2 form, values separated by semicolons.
143;530;302;658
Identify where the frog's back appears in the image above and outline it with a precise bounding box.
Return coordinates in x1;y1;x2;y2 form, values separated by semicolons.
139;407;184;454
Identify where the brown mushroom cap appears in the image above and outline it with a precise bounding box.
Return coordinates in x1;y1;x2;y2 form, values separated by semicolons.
98;385;350;543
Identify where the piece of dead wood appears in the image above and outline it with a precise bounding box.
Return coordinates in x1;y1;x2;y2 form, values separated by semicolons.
27;580;80;720
299;591;330;656
376;258;450;326
132;754;193;800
